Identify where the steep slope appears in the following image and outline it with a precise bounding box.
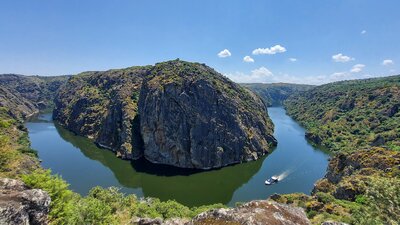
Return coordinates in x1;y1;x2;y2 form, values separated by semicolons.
53;66;151;159
274;147;400;224
242;83;313;106
139;60;276;169
54;60;277;168
0;74;69;119
285;75;400;152
0;107;39;178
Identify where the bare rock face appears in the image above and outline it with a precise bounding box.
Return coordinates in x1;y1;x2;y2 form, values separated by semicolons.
139;60;277;169
0;178;51;225
189;200;310;225
53;67;150;159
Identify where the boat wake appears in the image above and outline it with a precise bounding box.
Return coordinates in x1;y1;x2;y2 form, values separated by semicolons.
275;170;291;181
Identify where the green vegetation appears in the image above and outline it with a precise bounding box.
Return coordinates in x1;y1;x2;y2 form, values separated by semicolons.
285;75;400;152
0;107;38;178
21;169;224;224
274;148;400;224
242;83;313;106
2;66;399;224
281;75;400;224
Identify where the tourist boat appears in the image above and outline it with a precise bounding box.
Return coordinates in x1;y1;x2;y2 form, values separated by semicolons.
264;176;279;185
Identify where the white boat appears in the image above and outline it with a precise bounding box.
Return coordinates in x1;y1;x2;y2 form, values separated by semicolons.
265;176;279;185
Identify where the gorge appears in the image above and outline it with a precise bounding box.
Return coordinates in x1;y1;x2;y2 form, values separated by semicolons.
26;107;329;207
0;62;399;224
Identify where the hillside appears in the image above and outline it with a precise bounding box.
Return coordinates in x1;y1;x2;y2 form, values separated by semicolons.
285;75;400;152
53;66;150;159
54;60;277;169
242;83;313;106
0;74;69;119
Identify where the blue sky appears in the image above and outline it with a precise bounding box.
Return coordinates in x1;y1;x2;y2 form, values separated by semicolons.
0;0;399;84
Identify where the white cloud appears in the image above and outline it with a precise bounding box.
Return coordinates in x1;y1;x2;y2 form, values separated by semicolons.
243;56;254;63
218;49;231;58
252;45;286;55
350;64;365;73
361;30;367;35
382;59;394;66
226;68;371;85
332;53;354;62
289;58;297;62
225;67;273;83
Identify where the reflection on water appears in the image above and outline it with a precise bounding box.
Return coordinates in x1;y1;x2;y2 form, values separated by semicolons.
26;107;329;207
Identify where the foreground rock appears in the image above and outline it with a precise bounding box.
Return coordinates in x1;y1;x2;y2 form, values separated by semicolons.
139;61;276;169
190;200;309;225
0;178;50;225
131;200;310;225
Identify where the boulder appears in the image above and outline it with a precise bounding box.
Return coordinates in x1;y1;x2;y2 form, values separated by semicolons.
0;178;51;225
189;200;310;225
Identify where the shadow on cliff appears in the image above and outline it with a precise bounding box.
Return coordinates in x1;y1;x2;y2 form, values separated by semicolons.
54;123;266;206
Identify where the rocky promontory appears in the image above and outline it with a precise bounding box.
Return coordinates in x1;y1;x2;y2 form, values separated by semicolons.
139;61;276;168
53;60;277;169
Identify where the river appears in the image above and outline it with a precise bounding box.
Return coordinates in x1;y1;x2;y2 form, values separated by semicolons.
26;107;329;207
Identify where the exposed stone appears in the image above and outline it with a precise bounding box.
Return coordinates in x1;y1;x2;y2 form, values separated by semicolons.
54;60;277;169
139;60;276;169
189;200;310;225
53;67;149;159
0;178;51;225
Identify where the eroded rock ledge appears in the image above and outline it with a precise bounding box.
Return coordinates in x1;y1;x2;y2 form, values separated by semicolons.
0;178;50;225
131;200;310;225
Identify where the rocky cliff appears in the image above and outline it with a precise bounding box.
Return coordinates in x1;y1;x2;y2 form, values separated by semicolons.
272;147;400;224
0;74;69;119
0;178;50;225
53;66;150;159
54;60;276;168
139;61;276;169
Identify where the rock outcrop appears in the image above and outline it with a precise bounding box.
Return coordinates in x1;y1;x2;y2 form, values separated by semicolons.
130;200;310;225
54;60;276;169
0;178;50;225
53;67;150;159
313;147;400;201
0;74;69;119
139;61;276;169
189;200;310;225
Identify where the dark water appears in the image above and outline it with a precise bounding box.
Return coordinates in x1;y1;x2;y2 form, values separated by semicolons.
26;107;329;207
